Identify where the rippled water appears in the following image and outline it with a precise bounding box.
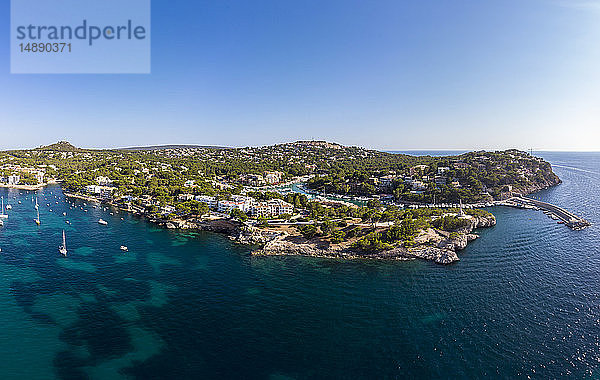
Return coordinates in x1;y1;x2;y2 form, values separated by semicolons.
0;152;598;379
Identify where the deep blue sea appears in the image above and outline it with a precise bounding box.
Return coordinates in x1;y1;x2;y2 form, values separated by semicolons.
0;152;598;379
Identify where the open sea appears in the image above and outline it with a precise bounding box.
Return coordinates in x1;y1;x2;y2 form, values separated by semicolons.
0;151;598;379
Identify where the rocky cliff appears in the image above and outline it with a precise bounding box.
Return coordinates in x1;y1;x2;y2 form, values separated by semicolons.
252;214;496;265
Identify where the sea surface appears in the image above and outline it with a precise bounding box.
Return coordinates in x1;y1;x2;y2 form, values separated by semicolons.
0;152;598;379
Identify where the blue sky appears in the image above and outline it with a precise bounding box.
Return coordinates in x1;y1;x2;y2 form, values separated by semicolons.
1;0;599;150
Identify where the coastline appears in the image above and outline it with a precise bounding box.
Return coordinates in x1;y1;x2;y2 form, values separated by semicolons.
0;180;57;191
64;192;104;203
144;213;497;265
248;214;496;265
55;177;566;265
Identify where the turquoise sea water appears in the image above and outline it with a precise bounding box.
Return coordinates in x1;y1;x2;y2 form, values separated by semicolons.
0;152;598;379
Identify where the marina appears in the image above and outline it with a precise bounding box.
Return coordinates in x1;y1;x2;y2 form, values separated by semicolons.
504;196;591;230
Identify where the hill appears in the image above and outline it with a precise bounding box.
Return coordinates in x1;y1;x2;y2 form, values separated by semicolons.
118;144;233;151
36;141;83;152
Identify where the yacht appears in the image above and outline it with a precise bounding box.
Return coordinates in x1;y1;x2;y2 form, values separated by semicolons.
98;219;108;225
59;230;67;256
120;246;128;252
0;197;8;219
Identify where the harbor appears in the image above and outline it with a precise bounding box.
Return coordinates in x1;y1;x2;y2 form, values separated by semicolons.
502;196;591;230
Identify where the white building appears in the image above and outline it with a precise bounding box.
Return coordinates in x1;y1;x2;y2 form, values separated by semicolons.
7;175;20;185
195;195;218;209
96;176;113;186
178;194;195;201
86;185;116;199
251;199;293;217
264;171;283;184
35;172;45;184
218;200;252;214
161;205;176;215
231;195;253;203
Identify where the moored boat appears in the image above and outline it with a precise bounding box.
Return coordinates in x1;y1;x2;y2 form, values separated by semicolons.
59;230;68;256
0;197;8;220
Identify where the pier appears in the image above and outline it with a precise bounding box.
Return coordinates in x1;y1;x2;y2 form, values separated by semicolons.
505;196;591;230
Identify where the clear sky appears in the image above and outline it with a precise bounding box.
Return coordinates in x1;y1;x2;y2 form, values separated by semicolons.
1;0;599;151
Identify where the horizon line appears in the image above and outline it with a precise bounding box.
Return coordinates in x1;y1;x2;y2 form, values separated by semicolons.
1;141;599;153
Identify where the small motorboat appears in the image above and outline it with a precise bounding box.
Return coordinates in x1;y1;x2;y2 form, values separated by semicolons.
59;230;68;256
120;246;128;252
98;219;108;225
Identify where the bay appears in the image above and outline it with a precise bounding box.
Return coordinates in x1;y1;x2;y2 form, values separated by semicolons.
0;152;598;379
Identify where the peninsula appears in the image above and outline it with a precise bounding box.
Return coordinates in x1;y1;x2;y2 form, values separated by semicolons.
0;141;564;264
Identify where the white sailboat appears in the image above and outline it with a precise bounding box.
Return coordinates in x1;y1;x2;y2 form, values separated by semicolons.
59;230;67;256
0;197;8;219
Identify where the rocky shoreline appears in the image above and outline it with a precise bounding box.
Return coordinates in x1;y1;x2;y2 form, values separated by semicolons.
146;214;496;264
510;175;561;199
127;211;499;265
0;180;58;191
64;175;565;265
247;214;496;265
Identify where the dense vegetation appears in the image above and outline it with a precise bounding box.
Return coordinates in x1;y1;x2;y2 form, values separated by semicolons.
0;141;509;252
1;141;558;207
306;149;559;203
